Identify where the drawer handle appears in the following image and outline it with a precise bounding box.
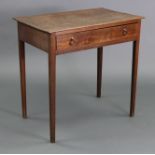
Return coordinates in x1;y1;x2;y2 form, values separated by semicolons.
122;27;128;36
69;37;76;46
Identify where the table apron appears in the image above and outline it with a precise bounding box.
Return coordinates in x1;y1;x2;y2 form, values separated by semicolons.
17;22;141;55
18;23;50;53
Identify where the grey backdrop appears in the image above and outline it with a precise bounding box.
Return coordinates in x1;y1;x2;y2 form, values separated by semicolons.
0;0;155;153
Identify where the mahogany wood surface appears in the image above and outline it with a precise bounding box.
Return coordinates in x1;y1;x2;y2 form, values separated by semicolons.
18;24;27;119
97;47;103;98
56;23;139;54
18;23;50;52
14;8;143;33
48;34;57;143
15;8;143;143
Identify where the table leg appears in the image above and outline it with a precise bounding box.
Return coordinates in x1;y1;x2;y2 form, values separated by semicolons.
48;35;56;143
97;47;103;98
18;40;27;119
130;40;140;117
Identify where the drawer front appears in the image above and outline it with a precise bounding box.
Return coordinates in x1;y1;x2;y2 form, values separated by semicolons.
57;23;139;53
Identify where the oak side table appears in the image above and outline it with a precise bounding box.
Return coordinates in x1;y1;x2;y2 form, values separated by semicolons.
14;8;143;143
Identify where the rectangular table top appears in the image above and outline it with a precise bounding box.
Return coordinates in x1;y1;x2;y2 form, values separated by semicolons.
14;8;143;34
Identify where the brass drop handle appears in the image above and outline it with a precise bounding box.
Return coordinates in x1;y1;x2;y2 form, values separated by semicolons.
122;27;128;36
69;37;76;46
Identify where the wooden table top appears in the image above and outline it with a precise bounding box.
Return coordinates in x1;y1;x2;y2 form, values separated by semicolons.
14;8;143;34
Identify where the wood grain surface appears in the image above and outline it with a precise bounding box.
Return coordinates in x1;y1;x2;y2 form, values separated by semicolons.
14;8;143;33
56;23;139;53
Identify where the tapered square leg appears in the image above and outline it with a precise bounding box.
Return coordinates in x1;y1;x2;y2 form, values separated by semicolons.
48;34;56;143
18;40;27;119
97;47;103;98
130;40;140;117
